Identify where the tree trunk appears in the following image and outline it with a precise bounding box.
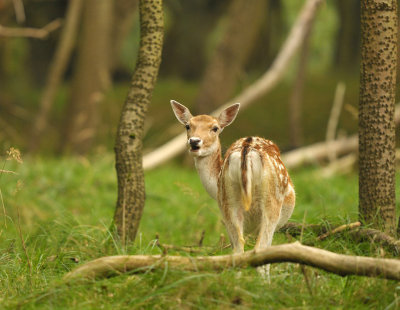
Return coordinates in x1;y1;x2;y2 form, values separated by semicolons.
359;0;397;235
334;0;361;72
113;0;163;244
246;0;285;73
160;1;227;80
194;0;267;114
110;0;138;72
29;0;83;153
61;0;112;154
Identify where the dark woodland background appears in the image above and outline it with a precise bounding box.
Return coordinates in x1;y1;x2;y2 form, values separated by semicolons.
1;0;382;157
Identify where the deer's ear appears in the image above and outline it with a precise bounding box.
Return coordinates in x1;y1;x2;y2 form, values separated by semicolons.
170;100;193;125
218;103;240;129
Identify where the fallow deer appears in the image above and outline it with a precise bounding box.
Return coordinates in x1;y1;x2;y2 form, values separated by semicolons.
171;100;295;276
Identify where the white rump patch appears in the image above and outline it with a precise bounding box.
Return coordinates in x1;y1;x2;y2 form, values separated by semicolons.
228;152;241;182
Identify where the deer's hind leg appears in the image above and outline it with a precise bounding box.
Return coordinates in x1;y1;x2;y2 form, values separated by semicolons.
277;184;295;230
254;182;282;280
218;169;245;254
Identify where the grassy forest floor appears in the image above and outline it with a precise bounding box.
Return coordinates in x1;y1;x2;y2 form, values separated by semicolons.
1;154;400;309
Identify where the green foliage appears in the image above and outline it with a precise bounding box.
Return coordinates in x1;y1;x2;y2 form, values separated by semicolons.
1;154;399;309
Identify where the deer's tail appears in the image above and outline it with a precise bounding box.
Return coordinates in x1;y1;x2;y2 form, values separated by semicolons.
241;137;253;211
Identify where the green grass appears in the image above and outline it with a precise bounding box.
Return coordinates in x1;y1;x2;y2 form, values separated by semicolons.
1;154;400;309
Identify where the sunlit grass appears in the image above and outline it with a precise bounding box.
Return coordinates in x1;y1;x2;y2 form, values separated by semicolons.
0;154;399;309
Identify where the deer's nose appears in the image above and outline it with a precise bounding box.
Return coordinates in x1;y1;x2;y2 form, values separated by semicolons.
188;138;202;149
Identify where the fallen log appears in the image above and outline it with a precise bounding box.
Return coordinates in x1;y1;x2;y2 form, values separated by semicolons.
64;241;400;281
282;135;358;169
281;104;399;169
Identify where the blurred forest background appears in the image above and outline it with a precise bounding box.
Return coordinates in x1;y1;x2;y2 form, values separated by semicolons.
0;0;390;157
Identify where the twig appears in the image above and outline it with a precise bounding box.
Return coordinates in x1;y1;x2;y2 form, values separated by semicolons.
198;230;205;247
218;233;230;251
344;104;358;120
154;234;212;254
0;189;7;228
279;222;330;236
64;241;400;281
300;265;313;296
153;232;229;255
0;160;9;230
155;234;168;256
0;19;62;39
159;244;204;254
300;211;307;243
317;221;361;241
0;169;17;175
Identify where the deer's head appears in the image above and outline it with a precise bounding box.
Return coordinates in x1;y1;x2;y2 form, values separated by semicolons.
171;100;240;157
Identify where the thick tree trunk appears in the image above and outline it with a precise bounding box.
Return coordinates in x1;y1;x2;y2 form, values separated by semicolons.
359;0;397;235
194;0;267;114
62;0;112;154
113;0;163;244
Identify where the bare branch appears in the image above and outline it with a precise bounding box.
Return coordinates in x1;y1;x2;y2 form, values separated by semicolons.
0;169;17;175
0;19;62;39
64;242;400;281
317;221;361;241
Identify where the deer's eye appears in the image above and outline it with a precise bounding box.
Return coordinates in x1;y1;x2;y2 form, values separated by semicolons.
212;126;219;132
185;124;190;130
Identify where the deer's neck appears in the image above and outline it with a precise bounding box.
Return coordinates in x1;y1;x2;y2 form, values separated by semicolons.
193;144;222;200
